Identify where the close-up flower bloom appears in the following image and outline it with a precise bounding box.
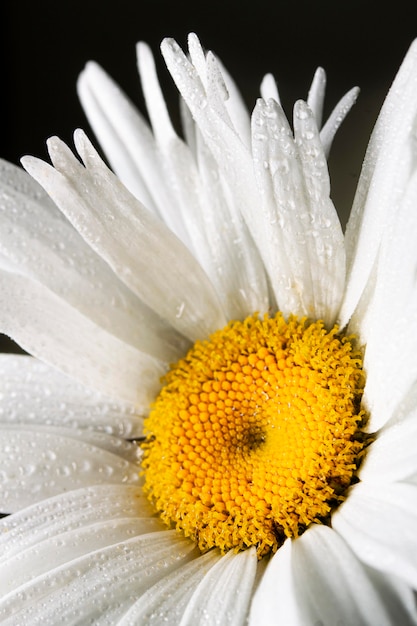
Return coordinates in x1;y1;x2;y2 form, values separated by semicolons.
1;31;417;624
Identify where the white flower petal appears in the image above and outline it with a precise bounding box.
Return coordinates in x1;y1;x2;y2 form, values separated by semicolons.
319;86;359;157
332;482;417;589
359;415;417;484
251;97;345;324
187;34;251;147
21;133;227;342
250;525;415;625
1;427;141;511
5;422;141;461
213;59;252;151
361;566;417;625
161;37;271;310
0;484;153;558
78;61;196;249
179;548;257;626
249;539;301;624
0;158;189;362
162;37;346;324
137;43;219;270
340;39;417;328
307;66;326;128
118;550;222;625
137;42;268;317
0;531;196;625
0;354;143;437
293;100;346;320
260;73;281;104
193;129;270;318
0;270;165;407
0;517;164;596
77;62;159;213
355;167;417;429
137;41;177;147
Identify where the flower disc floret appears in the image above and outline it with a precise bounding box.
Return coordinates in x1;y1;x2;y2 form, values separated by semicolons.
142;313;367;556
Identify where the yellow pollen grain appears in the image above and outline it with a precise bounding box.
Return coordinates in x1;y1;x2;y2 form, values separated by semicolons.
142;313;367;557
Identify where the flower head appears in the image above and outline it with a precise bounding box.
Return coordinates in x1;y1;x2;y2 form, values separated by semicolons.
1;33;417;625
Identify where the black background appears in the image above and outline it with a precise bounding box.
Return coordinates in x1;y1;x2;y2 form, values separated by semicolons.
1;0;416;353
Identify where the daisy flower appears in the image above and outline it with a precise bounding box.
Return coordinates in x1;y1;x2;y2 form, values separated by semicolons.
1;32;417;624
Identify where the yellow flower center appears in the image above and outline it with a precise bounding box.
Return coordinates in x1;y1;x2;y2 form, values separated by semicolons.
142;313;367;557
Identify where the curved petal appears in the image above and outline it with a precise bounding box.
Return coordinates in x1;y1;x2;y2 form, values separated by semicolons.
0;354;143;438
137;41;268;318
358;415;417;484
250;525;416;625
249;539;301;624
161;37;272;314
332;482;417;589
260;73;280;103
1;426;141;511
251;97;345;324
179;548;257;626
77;62;160;213
78;60;195;247
21;132;227;342
0;531;196;625
307;67;326;128
162;36;346;325
319;86;359;157
0;484;154;558
0;517;165;596
0;158;189;362
0;269;165;407
340;38;417;328
354;168;417;429
118;550;222;625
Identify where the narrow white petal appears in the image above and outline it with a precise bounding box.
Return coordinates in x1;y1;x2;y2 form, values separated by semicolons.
136;45;218;272
0;354;143;438
340;39;417;327
0;484;153;558
1;427;141;511
0;517;164;595
194;130;269;318
249;539;302;624
78;62;196;249
162;37;349;324
260;73;281;104
291;525;416;626
21;133;227;341
355;168;417;428
250;525;416;625
118;550;222;625
161;37;270;314
140;38;270;316
137;39;263;314
214;57;252;149
0;270;165;406
180;548;257;626
251;98;345;324
137;41;176;146
187;34;251;148
187;33;208;85
0;531;196;625
77;63;160;214
319;86;359;156
307;66;326;128
358;416;417;484
293;99;346;321
332;482;417;589
180;97;198;156
0;158;189;362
